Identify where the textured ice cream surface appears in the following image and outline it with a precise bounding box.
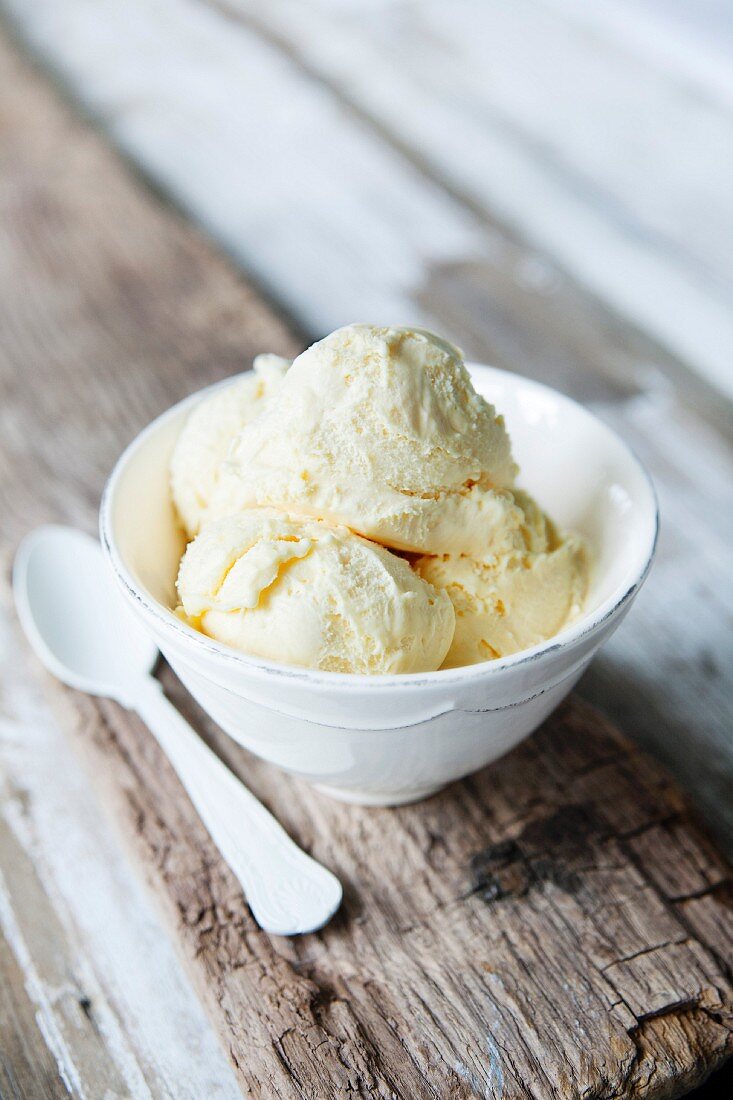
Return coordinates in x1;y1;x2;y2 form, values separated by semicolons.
212;324;519;554
414;496;588;669
170;353;290;537
169;324;590;673
176;509;455;674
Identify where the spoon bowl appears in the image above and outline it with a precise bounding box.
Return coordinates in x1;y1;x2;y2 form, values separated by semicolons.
14;525;158;704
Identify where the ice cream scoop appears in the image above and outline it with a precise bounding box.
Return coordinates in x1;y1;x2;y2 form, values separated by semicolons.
171;353;289;537
211;325;520;555
177;509;455;674
414;502;588;668
170;325;590;674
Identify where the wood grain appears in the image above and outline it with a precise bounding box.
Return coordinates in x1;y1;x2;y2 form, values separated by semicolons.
0;928;70;1100
1;21;732;1100
46;678;733;1099
0;575;242;1099
5;0;733;415
218;0;733;405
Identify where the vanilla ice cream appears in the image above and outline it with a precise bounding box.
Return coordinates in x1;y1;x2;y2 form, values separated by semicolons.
209;325;523;556
171;324;588;672
171;353;289;537
177;509;455;673
415;494;588;668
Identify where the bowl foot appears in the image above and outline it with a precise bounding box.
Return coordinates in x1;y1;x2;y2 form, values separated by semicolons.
313;782;445;806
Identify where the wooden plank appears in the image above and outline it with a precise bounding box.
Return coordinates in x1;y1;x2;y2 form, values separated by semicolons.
0;0;477;333
5;0;733;411
42;675;733;1100
1;24;732;1100
0;816;135;1099
0;36;251;1100
547;0;733;112
0;927;68;1100
0;586;242;1100
220;0;733;405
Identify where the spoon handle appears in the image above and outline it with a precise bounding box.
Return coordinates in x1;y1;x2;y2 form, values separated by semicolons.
133;679;342;935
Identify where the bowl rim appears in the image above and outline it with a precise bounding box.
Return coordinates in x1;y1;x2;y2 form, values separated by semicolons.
100;363;659;691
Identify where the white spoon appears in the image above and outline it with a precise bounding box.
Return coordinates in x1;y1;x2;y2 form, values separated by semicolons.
13;525;342;936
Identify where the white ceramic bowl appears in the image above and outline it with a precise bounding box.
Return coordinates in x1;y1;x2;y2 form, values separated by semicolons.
100;365;657;805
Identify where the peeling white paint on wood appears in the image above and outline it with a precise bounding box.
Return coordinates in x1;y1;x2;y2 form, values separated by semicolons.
547;0;733;112
222;0;733;402
582;390;733;848
4;0;733;403
0;0;481;333
0;876;83;1096
0;596;241;1100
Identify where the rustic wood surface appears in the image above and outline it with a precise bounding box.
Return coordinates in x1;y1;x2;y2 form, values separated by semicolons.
1;8;730;1100
5;0;733;418
1;11;733;1100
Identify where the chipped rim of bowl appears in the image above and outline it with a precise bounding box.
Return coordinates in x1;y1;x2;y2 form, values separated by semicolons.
100;365;659;691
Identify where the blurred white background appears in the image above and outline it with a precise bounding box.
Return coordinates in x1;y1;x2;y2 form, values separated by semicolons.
4;0;732;414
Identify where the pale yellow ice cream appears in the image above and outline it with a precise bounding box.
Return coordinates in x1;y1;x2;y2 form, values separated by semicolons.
176;509;455;674
171;353;290;537
210;324;523;556
414;493;588;668
171;324;589;672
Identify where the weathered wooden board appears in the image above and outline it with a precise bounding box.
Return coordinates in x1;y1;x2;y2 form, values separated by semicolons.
549;0;733;111
0;32;267;1100
4;0;733;412
222;0;733;403
0;577;242;1100
0;926;70;1100
52;685;733;1099
1;25;732;1099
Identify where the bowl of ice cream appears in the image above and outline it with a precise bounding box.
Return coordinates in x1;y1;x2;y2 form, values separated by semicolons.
101;326;657;804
